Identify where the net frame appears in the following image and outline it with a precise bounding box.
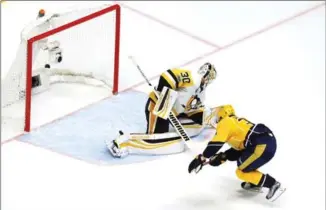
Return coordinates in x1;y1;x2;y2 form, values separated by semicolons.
24;4;121;132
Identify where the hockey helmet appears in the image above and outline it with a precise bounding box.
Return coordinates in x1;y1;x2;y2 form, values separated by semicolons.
216;105;235;120
198;62;217;85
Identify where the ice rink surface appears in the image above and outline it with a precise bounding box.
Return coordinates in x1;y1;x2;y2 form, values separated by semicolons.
1;1;325;210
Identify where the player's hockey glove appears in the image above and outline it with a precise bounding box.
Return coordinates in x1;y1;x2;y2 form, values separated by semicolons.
209;152;227;167
188;154;207;173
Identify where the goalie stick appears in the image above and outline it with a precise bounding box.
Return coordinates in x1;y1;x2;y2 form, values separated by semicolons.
128;56;191;142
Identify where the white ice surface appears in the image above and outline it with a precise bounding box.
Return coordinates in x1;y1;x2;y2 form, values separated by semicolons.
1;1;325;210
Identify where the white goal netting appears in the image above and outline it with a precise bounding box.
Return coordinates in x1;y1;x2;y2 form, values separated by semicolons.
2;4;120;138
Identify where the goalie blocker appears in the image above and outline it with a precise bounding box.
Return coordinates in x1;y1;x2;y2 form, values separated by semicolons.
153;86;178;120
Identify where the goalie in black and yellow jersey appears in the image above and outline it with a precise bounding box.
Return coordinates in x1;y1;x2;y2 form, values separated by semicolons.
188;105;285;202
106;62;219;158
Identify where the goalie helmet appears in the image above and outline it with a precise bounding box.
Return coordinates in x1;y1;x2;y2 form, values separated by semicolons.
216;105;235;120
198;62;217;85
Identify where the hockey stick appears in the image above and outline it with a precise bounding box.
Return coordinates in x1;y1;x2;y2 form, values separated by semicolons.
128;56;191;142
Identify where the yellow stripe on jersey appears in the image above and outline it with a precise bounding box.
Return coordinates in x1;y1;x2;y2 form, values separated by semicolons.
162;70;178;89
149;91;158;103
160;68;195;91
238;144;266;170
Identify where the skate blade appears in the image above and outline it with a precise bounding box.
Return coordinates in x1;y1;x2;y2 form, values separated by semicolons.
242;185;263;193
269;187;286;202
245;188;264;193
107;145;118;157
105;140;121;158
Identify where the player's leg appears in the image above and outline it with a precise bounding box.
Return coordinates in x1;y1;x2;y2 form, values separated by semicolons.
236;131;277;185
237;124;277;172
185;109;203;125
238;138;276;172
177;110;204;137
107;96;214;157
115;98;187;155
145;98;170;134
235;124;284;200
107;98;186;157
118;132;186;156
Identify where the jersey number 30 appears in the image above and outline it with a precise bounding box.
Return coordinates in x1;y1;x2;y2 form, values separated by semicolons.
181;72;191;83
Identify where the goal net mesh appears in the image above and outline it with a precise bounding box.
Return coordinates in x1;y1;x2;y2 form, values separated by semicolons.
2;4;120;137
2;3;212;140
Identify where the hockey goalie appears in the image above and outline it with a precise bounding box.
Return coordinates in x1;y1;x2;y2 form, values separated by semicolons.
106;62;218;158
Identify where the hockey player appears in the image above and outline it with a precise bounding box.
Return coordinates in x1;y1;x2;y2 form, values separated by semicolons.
188;105;285;201
106;62;218;158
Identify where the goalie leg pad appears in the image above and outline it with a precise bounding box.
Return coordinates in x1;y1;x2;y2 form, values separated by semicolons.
153;86;178;119
185;108;204;125
118;132;186;156
169;117;204;137
145;99;170;134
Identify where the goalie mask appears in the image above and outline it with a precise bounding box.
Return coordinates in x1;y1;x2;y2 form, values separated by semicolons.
198;62;217;86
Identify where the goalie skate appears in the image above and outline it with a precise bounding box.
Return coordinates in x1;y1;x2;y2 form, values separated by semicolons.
105;132;129;158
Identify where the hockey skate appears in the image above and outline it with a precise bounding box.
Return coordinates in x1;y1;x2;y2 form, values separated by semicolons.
241;182;263;193
266;181;286;202
105;131;129;158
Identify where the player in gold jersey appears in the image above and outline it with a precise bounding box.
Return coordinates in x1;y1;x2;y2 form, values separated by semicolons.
188;105;285;201
106;63;218;158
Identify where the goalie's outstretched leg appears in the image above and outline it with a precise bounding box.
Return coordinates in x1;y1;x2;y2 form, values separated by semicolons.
145;98;170;134
106;98;211;158
107;131;187;157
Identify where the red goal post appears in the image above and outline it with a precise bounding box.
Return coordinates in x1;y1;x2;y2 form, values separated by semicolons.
23;4;121;132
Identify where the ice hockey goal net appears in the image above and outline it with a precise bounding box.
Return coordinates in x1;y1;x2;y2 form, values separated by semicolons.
1;4;121;134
